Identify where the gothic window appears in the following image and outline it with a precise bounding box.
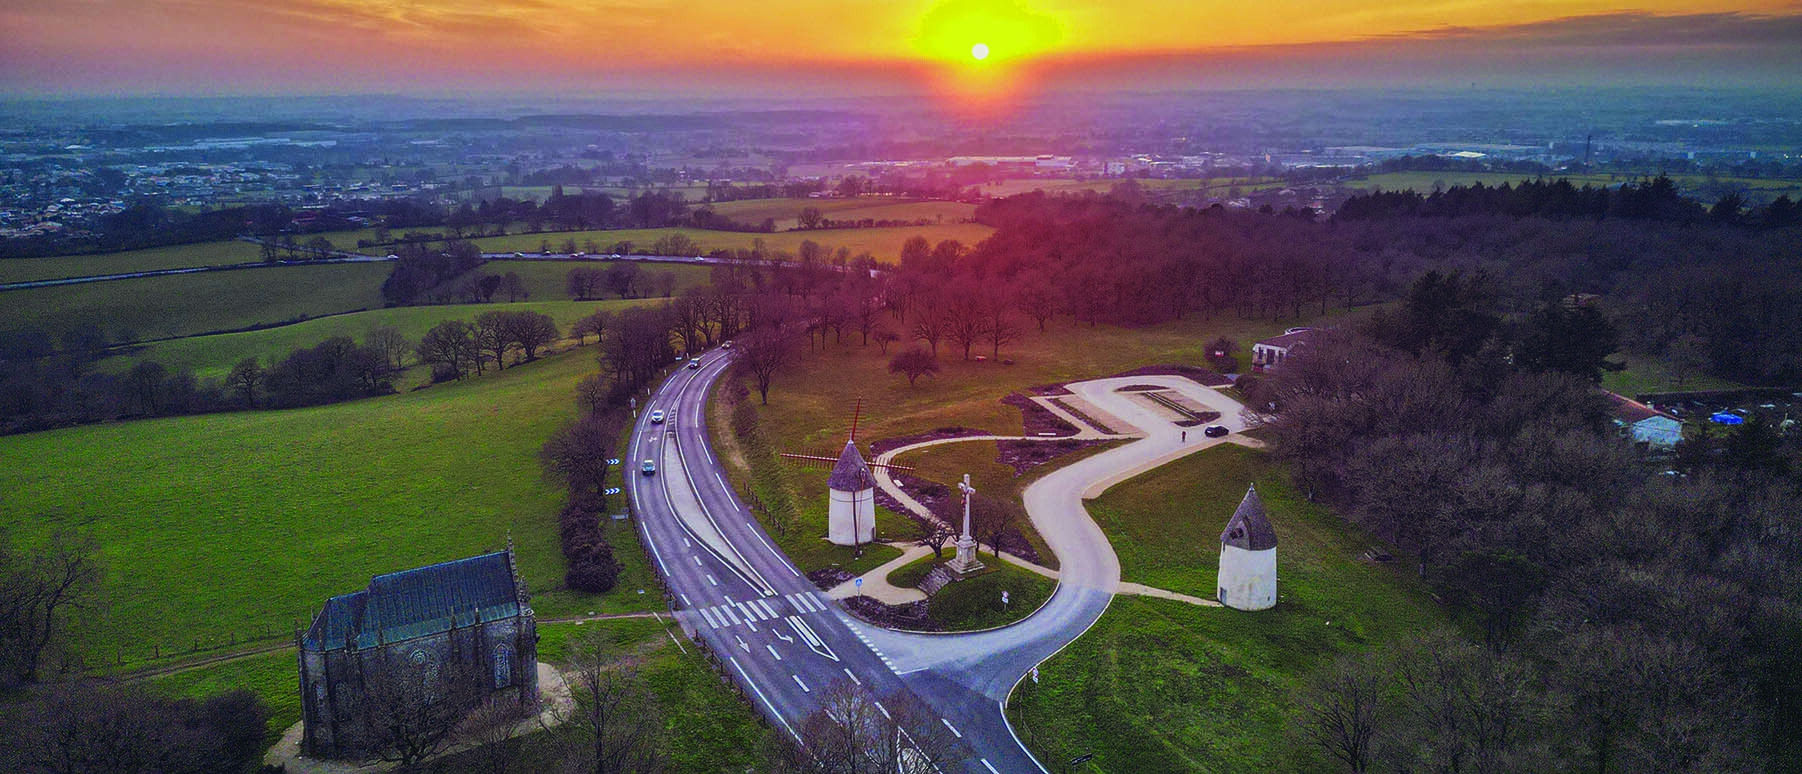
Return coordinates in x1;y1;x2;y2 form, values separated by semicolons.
493;644;514;688
332;681;353;721
410;648;441;702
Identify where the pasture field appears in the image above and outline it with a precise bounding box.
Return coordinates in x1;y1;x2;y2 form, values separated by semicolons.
973;177;1281;198
706;198;976;230
1007;445;1445;773
108;299;649;382
0;347;660;670
2;262;391;341
463;224;996;262
1601;350;1748;397
477;259;712;301
0;240;265;284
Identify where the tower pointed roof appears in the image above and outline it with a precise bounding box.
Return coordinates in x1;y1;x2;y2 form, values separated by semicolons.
1221;483;1277;551
827;440;872;492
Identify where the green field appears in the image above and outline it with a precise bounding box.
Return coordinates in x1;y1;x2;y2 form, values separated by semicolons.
110;299;647;382
924;561;1056;631
456;224;996;262
706;198;976;230
477;259;712;301
2;262;391;341
0;240;266;284
0;348;660;670
974;177;1282;198
1006;445;1444;772
1601;350;1749;397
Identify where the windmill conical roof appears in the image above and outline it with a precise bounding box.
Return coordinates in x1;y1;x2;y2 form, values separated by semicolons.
1221;484;1277;551
827;440;872;491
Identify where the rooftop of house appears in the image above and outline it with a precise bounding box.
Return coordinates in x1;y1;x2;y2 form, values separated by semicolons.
1254;328;1319;351
303;551;524;651
827;439;872;491
1603;390;1678;425
1221;483;1278;551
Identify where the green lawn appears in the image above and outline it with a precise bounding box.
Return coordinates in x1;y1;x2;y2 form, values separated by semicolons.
1007;445;1445;773
0;347;659;671
476;259;712;302
109;299;644;382
2;262;391;341
1601;350;1748;398
924;561;1056;631
0;240;264;284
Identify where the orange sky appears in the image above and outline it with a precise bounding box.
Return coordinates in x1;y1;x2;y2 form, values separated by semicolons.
2;0;1800;95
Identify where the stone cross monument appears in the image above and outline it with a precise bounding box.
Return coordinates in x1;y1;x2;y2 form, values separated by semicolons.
949;473;986;575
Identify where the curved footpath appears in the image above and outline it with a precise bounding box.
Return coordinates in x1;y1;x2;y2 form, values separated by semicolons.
852;375;1256;754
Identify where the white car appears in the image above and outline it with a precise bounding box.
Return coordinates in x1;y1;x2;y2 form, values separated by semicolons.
649;409;666;424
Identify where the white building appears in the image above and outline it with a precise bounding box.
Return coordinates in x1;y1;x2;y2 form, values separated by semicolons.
1250;328;1319;372
1217;484;1277;611
826;441;875;546
1604;391;1684;450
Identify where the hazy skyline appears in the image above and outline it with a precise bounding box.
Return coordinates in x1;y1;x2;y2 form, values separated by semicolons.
4;0;1801;99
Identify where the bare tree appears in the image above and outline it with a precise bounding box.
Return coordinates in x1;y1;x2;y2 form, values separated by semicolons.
541;412;623;502
888;348;940;387
226;357;263;408
475;311;517;371
499;272;528;302
359;649;485;767
1296;654;1385;773
772;681;968;774
416;320;480;380
505;311;560;362
570;310;611;346
739;326;794;405
969;494;1023;558
367;325;412;372
544;631;666;774
0;528;102;686
913;519;955;561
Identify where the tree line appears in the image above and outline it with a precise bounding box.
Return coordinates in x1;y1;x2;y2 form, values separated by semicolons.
1335;175;1802;228
1258;273;1801;771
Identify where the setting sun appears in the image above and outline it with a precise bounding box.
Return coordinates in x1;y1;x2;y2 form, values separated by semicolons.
972;43;991;60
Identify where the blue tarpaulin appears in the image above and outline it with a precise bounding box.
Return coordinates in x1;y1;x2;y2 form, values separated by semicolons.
1710;412;1745;425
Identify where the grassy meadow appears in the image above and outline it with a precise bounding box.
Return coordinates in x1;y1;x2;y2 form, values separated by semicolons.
0;240;266;284
706;198;976;231
1;347;661;670
108;299;645;382
2;262;391;341
1007;445;1445;772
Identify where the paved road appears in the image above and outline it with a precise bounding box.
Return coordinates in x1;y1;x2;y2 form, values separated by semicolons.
629;360;1249;771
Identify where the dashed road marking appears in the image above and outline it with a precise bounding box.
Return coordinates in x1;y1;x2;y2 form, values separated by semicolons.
792;674;810;693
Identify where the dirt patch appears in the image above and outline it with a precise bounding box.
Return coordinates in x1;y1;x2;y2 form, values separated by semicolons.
808;567;856;591
843;595;936;631
870;426;990;456
1002;392;1078;437
1025;383;1074;397
1106;363;1232;387
996;438;1110;476
1118;384;1166;392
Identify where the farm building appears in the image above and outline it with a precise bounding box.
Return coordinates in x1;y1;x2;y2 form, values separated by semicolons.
297;549;538;758
1250;328;1319;372
1604;391;1683;450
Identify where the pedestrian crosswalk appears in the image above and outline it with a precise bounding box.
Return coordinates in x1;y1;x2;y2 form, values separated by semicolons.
692;591;830;630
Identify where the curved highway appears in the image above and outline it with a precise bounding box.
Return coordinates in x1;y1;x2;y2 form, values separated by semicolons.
627;352;1248;772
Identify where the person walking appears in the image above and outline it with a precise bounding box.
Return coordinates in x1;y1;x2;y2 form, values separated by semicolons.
1181;430;1187;443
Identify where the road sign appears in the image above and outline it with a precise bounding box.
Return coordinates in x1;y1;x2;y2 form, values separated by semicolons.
603;487;621;496
854;578;863;588
1031;666;1039;683
1002;590;1010;606
1070;753;1096;765
606;458;620;465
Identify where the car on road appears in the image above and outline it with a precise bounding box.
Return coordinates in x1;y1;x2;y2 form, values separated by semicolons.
641;460;656;476
720;340;732;349
1204;425;1230;438
573;252;586;258
513;251;525;258
687;358;701;369
649;409;666;424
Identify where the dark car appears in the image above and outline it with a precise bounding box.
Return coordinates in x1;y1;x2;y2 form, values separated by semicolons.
687;358;701;369
1203;425;1230;438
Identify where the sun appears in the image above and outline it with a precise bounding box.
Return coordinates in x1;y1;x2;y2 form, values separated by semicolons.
971;42;990;60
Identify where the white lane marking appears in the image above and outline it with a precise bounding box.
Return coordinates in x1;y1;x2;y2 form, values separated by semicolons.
766;644;783;661
730;657;798;742
682;538;692;548
874;700;890;719
755;599;779;618
736;635;750;652
721;606;740;625
745;618;758;632
680;593;691;607
773;627;793;643
699;607;721;629
706;574;718;586
693;556;703;566
982;760;1000;773
714;471;727;490
844;667;861;685
792;674;810;693
941;718;962;738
